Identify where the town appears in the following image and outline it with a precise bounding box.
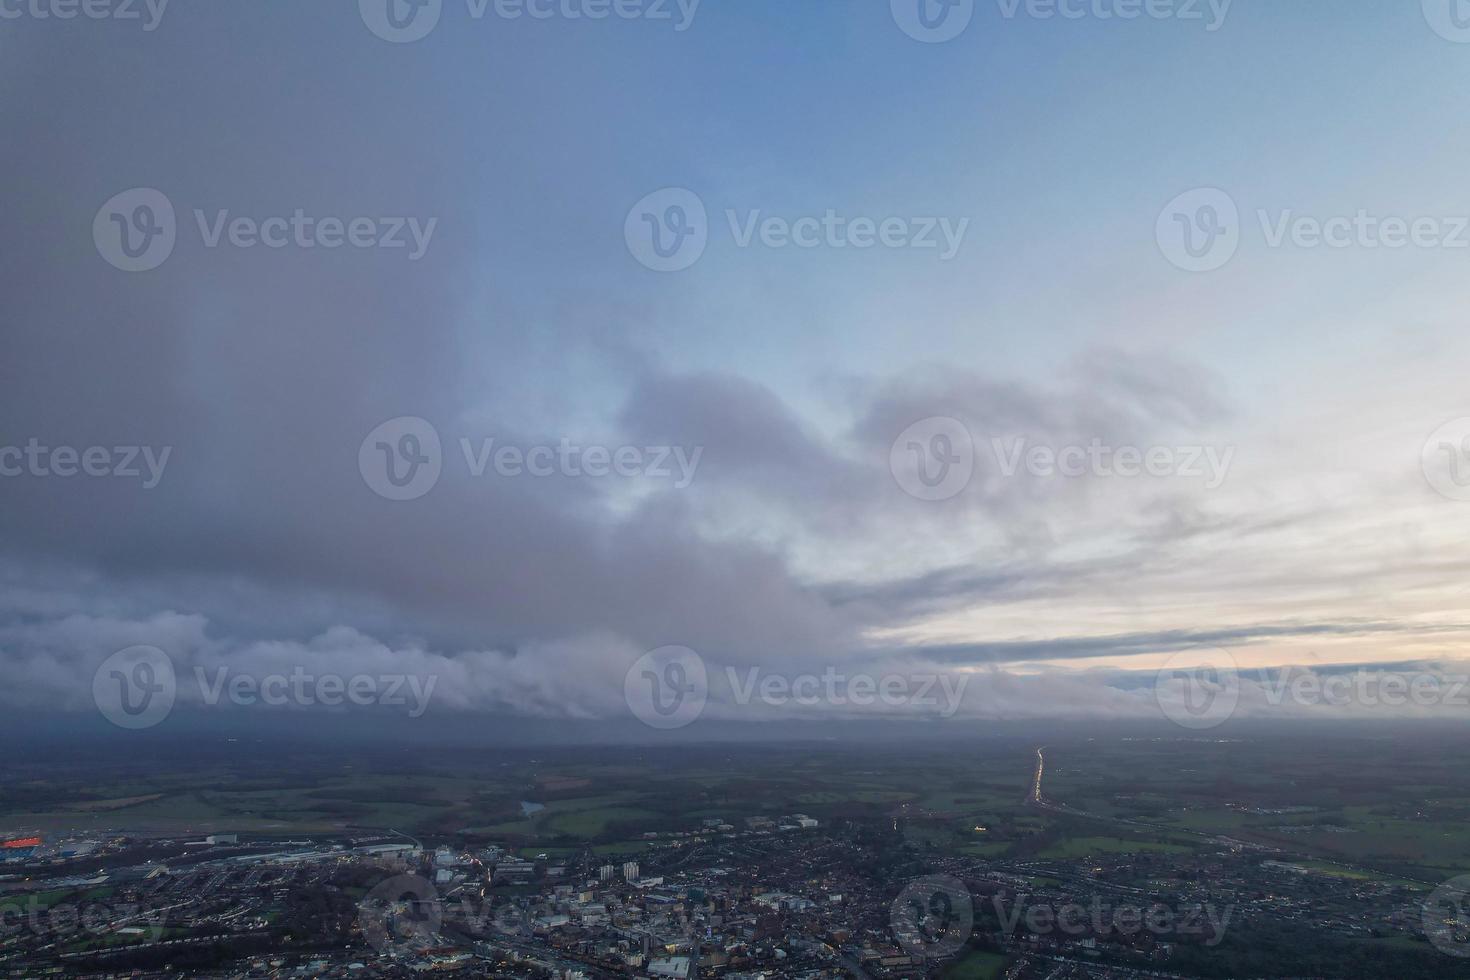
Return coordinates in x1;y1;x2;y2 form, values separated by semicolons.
0;805;1450;979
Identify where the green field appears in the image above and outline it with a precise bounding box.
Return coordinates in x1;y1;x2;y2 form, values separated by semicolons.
942;950;1009;980
1040;835;1194;859
9;732;1470;884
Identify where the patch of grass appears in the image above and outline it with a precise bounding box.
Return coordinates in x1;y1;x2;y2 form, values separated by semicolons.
942;950;1008;980
545;806;659;837
1039;836;1192;859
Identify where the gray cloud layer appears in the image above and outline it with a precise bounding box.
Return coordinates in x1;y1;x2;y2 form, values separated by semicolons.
3;4;1467;733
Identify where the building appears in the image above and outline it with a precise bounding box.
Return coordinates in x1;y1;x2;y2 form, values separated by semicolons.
648;955;692;978
1;836;41;862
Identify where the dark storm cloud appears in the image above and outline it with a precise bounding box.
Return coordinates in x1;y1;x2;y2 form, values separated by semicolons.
0;6;866;675
5;5;1450;731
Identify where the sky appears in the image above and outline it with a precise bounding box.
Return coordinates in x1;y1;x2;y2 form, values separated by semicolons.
4;0;1470;737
